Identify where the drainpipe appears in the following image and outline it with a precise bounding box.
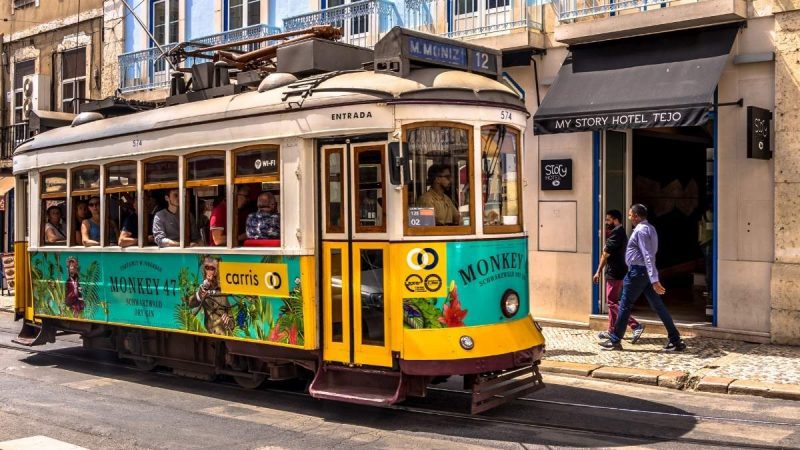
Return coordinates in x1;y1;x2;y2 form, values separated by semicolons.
0;33;5;129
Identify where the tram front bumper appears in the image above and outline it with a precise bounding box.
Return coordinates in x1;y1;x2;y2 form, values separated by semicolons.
399;344;543;376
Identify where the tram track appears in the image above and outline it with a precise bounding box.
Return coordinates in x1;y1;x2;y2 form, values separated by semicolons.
0;326;797;449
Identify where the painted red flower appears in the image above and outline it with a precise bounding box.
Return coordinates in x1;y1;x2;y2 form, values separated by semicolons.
288;323;299;345
438;282;467;327
268;325;286;342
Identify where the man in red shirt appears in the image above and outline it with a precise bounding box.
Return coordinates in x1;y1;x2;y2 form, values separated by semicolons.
209;185;250;246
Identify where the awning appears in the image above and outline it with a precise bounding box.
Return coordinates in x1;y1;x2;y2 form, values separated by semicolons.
0;177;15;196
533;24;741;135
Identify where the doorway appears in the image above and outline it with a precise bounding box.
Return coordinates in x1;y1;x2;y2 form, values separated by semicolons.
601;126;714;324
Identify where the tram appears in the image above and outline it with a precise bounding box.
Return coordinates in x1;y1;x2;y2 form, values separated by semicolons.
11;27;545;414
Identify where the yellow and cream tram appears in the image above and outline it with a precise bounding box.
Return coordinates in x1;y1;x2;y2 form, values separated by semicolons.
12;28;544;414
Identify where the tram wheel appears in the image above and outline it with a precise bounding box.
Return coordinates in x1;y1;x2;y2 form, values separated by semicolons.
233;373;266;389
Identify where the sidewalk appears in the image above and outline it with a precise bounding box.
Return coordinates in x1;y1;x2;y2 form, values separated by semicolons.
541;326;800;400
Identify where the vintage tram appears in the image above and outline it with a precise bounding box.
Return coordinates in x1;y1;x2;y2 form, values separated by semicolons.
12;27;545;414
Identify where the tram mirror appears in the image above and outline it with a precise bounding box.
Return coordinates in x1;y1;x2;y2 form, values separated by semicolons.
388;142;411;186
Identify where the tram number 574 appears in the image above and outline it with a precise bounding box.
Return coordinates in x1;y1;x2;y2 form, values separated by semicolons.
501;110;513;120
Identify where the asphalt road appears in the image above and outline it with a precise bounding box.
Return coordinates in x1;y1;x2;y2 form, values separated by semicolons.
0;314;798;449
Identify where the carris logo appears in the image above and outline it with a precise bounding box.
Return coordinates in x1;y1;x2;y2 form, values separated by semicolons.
264;272;282;290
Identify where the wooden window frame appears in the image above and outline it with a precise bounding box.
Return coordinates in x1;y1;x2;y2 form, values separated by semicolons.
482;125;523;235
143;155;179;190
185;150;226;188
105;161;138;247
39;170;68;247
353;144;386;234
39;169;68;199
105;160;138;193
402;122;475;237
232;145;281;246
325;146;345;234
70;164;101;197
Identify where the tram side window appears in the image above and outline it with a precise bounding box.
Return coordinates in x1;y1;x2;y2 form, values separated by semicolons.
106;162;138;247
41;171;67;246
186;153;225;247
144;158;179;247
325;148;344;234
405;124;472;234
234;147;280;247
355;146;385;233
71;166;102;247
481;125;521;232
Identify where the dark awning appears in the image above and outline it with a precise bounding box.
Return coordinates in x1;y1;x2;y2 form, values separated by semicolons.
533;24;741;135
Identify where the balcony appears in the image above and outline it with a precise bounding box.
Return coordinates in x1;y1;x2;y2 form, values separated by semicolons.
118;24;281;93
283;0;543;49
553;0;746;44
0;123;29;164
284;0;402;49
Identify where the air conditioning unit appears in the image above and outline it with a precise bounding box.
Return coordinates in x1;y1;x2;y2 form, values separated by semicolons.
20;74;50;121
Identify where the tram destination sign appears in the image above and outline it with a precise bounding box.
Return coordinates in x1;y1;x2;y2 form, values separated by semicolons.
407;36;498;76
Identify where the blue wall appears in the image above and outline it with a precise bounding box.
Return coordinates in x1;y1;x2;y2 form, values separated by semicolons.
187;0;216;39
269;0;312;29
123;1;149;52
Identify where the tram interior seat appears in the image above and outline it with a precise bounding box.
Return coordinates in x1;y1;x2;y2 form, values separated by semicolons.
243;239;280;247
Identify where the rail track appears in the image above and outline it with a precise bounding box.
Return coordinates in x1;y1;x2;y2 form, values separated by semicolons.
0;323;797;449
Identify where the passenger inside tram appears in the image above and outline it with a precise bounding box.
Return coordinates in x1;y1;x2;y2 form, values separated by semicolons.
118;193;138;248
73;199;88;245
80;196;102;247
245;191;280;244
44;204;67;245
153;188;201;247
417;163;460;226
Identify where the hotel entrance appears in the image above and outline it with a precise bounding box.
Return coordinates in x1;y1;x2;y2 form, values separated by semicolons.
601;126;714;324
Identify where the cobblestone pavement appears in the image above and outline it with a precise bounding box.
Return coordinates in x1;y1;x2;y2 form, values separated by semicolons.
542;326;800;386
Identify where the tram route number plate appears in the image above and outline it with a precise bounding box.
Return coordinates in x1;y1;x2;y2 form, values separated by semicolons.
408;208;435;227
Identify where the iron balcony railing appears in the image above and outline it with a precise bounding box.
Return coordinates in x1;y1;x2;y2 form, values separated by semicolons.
1;122;30;161
554;0;697;22
284;0;543;47
118;24;281;93
404;0;544;39
284;0;402;48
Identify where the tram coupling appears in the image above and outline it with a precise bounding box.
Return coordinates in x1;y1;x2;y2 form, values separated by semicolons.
468;363;545;415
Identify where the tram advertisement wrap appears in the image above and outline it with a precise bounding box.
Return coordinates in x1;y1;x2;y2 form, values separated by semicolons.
28;252;307;347
398;238;529;329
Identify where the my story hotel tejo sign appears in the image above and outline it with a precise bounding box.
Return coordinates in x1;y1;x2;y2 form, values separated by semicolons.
534;107;706;134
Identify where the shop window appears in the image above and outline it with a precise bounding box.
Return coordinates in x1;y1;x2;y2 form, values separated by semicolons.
354;145;385;233
40;171;67;246
404;124;473;236
325;148;344;234
71;166;101;247
106;162;138;247
481;125;521;233
234;146;280;247
144;157;178;247
186;152;225;246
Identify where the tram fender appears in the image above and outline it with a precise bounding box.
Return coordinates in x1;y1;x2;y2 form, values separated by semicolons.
13;320;56;347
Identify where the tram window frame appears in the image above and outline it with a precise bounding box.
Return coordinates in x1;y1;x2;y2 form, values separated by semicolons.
325;147;345;234
185;151;226;247
39;170;68;247
481;125;523;234
70;165;102;247
143;156;179;248
105;161;138;247
233;145;281;247
353;145;386;234
402;122;475;237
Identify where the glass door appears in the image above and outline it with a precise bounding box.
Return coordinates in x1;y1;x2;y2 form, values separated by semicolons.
599;130;631;313
321;142;391;367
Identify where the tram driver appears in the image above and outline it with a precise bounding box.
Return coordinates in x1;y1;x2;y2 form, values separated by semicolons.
417;163;460;226
153;189;201;247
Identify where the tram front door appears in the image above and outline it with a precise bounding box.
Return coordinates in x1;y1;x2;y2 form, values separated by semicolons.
320;141;392;367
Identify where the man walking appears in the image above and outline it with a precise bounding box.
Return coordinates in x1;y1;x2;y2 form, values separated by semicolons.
593;210;645;343
600;204;686;351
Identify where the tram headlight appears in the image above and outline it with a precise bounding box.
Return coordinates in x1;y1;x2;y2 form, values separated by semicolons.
501;289;520;318
459;335;474;350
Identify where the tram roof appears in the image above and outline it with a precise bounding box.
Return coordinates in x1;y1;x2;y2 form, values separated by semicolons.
15;69;524;157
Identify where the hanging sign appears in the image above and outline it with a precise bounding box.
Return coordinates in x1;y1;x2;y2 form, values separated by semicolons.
747;106;772;160
541;159;572;190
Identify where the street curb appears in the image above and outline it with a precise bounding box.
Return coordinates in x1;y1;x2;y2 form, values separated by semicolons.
540;360;800;400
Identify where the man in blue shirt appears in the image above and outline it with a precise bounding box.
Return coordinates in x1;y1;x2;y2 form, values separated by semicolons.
600;204;686;352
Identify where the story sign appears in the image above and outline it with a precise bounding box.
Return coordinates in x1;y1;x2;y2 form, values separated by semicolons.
747;106;772;160
541;159;572;191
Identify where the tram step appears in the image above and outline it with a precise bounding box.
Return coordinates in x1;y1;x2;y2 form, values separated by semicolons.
12;321;56;347
471;364;545;415
309;365;406;406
